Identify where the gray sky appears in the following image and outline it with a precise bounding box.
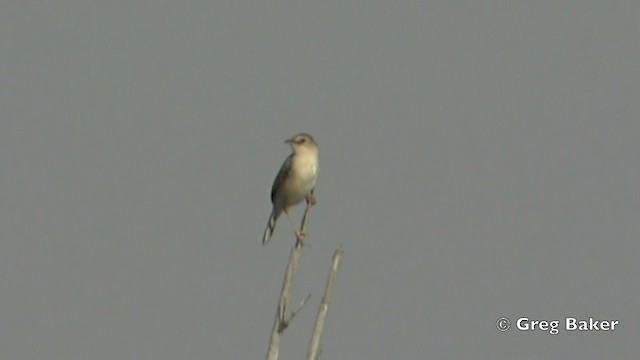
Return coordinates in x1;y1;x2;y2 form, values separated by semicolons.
1;1;638;359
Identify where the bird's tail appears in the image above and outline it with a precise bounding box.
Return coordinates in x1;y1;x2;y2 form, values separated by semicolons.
262;209;278;245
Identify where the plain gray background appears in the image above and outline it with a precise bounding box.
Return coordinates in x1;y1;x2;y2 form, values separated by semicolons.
1;1;638;359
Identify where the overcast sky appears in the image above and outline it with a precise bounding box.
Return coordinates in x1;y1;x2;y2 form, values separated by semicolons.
1;1;638;359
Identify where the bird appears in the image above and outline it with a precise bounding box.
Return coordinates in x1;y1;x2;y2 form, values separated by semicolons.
263;133;319;245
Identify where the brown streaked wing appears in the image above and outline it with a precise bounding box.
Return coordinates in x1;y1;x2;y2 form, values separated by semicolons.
271;155;293;203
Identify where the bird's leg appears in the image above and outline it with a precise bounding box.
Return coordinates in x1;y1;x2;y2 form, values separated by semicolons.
306;189;316;206
285;210;307;246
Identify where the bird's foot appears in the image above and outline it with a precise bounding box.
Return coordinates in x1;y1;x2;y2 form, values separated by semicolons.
295;230;310;247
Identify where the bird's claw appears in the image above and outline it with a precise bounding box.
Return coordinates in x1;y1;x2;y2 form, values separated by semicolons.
295;230;310;247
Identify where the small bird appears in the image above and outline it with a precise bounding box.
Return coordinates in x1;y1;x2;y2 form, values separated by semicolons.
263;133;319;245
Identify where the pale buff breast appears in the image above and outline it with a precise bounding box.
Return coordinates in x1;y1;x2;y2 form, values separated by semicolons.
282;153;318;206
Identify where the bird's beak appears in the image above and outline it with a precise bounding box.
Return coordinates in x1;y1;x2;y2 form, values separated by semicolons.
284;137;294;144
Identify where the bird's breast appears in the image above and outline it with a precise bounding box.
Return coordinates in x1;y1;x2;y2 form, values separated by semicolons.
292;154;318;191
295;158;318;179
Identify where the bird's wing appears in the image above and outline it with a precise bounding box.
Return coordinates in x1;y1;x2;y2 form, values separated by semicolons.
271;154;293;203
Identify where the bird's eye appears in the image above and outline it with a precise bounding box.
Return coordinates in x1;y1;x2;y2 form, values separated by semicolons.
299;138;306;143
